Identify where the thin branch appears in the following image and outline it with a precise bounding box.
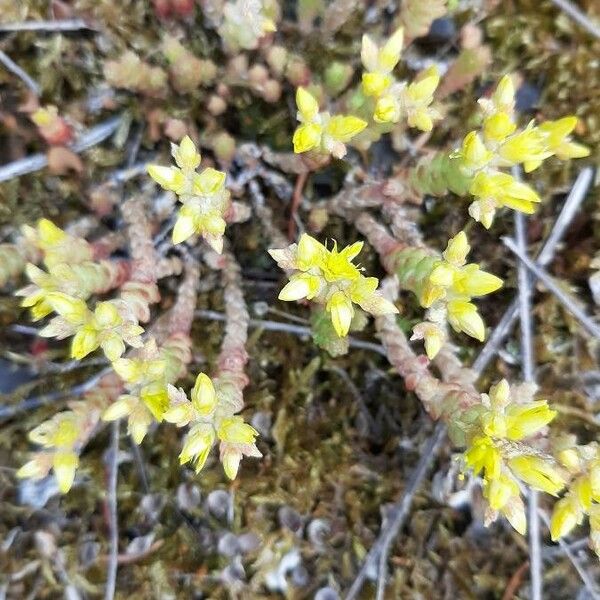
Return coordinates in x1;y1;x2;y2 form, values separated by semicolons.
515;209;541;600
194;309;387;356
345;423;446;600
105;421;120;600
345;166;592;597
0;115;122;182
0;367;112;421
0;19;94;32
473;167;594;373
536;506;600;599
503;237;600;339
0;50;40;95
549;0;600;39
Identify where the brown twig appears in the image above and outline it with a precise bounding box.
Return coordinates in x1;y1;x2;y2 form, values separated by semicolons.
501;560;530;600
98;540;164;566
288;171;308;240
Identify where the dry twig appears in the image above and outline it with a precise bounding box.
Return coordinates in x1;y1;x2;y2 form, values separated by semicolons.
0;19;93;32
515;207;541;600
0;49;40;95
503;237;600;339
105;420;120;600
0;115;122;183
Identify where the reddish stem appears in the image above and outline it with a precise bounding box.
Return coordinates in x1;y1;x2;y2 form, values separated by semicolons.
288;171;309;240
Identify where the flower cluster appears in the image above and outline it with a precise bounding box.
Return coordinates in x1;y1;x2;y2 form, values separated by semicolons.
550;440;600;553
17;260;122;321
162;371;260;479
22;218;93;268
269;234;398;338
462;380;563;534
148;136;230;251
17;411;81;493
292;87;367;158
394;231;502;354
456;75;589;228
39;293;144;361
361;27;441;130
101;339;186;444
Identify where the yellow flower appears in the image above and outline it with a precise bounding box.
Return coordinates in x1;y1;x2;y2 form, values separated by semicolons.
377;27;404;72
326;290;354;337
325;115;368;144
464;435;501;480
180;424;215;470
501;496;527;535
550;496;581;541
292;88;367;158
172;134;201;171
190;372;217;416
278;272;322;301
508;455;565;496
488;379;511;409
410;321;445;360
460;132;493;171
45;297;144;361
102;394;138;422
217;416;259;445
148;136;230;251
296;86;320;121
362;72;393;98
486;472;519;511
488;75;516;114
404;66;441;132
483;112;517;143
498;125;551;170
270;234;397;338
373;94;399;124
469;171;541;216
53;451;79;494
360;28;404;97
447;299;485;341
112;355;165;385
45;292;88;325
221;447;243;480
539;117;590;160
505;401;556;440
293;122;322;153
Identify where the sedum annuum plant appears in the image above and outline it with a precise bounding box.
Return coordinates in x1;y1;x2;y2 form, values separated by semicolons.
5;10;597;569
412;75;589;228
148;136;230;251
394;231;503;357
163;371;261;479
269;234;398;337
360;27;441;130
460;380;563;535
292;87;367;158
